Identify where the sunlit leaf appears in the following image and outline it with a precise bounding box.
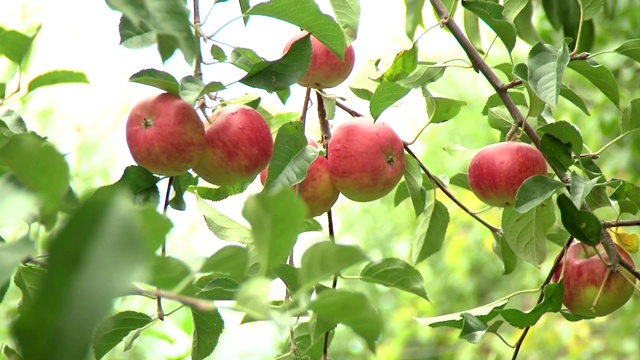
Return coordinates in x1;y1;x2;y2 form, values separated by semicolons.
378;44;418;82
129;69;180;95
299;242;367;290
405;0;425;39
0;28;36;64
197;195;253;244
192;181;251;202
329;0;360;41
27;71;89;94
370;81;410;119
191;308;224;360
359;258;429;300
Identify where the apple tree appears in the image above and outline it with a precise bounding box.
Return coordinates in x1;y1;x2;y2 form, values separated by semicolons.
1;0;640;359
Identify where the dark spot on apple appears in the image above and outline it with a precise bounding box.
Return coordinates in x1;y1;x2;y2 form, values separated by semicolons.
386;154;395;165
141;117;153;129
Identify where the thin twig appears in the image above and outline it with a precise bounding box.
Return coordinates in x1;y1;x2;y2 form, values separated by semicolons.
322;209;338;360
156;176;174;320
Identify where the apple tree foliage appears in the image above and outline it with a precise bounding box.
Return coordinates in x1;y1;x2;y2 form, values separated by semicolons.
1;0;640;359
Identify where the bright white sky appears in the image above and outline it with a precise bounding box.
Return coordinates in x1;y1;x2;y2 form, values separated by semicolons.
0;1;465;358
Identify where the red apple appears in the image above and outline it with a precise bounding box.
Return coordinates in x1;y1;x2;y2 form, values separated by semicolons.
284;31;355;89
126;93;205;176
193;105;273;186
553;242;636;317
261;138;339;217
467;142;547;207
328;117;405;202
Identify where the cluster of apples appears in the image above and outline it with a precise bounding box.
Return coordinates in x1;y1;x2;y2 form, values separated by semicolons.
467;141;636;317
126;31;406;218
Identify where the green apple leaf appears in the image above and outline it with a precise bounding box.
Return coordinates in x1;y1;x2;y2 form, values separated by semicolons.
239;35;312;92
348;59;379;100
397;62;446;88
0;236;35;288
403;154;427;217
271;264;301;294
526;42;570;108
210;44;227;62
502;202;554;266
492;233;518;275
482;91;527;115
450;173;471;191
556;193;601;246
425;96;467;124
93;311;153;360
199;246;248;282
27;70;89;94
560;85;590;115
234;277;273;320
570;172;599;208
106;0;197;63
264;121;318;192
461;0;517;53
191;181;251;202
568;59;619;108
299;242;367;291
405;0;425;38
370;81;411;119
415;296;508;328
149;255;192;290
503;0;528;21
498;282;563;328
12;189;171;360
0;110;27;134
0;132;70;227
539;134;573;174
129;69;180;95
614;39;640;64
378;44;418;83
514;175;565;213
111;166;160;207
412;199;449;264
358;258;429;300
191;307;224;360
118;14;154;49
310;289;382;353
179;76;225;105
513;0;541;45
168;172;198;211
538;121;583;155
280;322;325;359
329;0;360;42
196;195;253;244
464;9;483;52
0;28;37;64
458;313;491;344
246;0;346;59
621;98;640;132
191;275;240;301
242;188;307;274
580;0;603;20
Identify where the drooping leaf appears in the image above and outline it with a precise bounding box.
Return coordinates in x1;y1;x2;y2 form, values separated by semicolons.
118;14;154;49
514;175;565;213
128;69;180;95
210;44;227;62
106;0;198;63
246;0;346;59
560;85;590;115
299;242;367;291
168;172;198;211
12;189;171;360
621;98;640;132
502;202;554;266
412;200;449;264
240;35;312;92
270;264;301;294
568;59;620;107
397;62;446;88
149;255;192;290
111;166;161;207
191;307;224;360
403;154;427;217
538;120;583;155
329;0;360;41
556;193;601;246
526;42;570;107
425;96;467;124
0;237;36;291
503;0;529;21
370;81;411;119
491;233;518;275
539;133;573;174
264;121;318;191
570;172;599;208
192;181;251;202
513;0;541;45
458;313;490;344
482;91;527;115
359;258;429;300
405;0;426;39
580;0;603;20
310;289;382;353
27;71;89;94
242;188;307;274
464;9;483;52
92;311;153;360
461;0;517;53
197;195;253;244
234;277;273;320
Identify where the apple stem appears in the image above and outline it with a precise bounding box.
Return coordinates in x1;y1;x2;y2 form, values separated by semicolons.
590;267;612;314
316;91;332;145
300;87;312;128
404;145;503;235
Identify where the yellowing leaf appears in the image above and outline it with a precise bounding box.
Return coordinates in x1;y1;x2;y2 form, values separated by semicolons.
608;229;639;253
